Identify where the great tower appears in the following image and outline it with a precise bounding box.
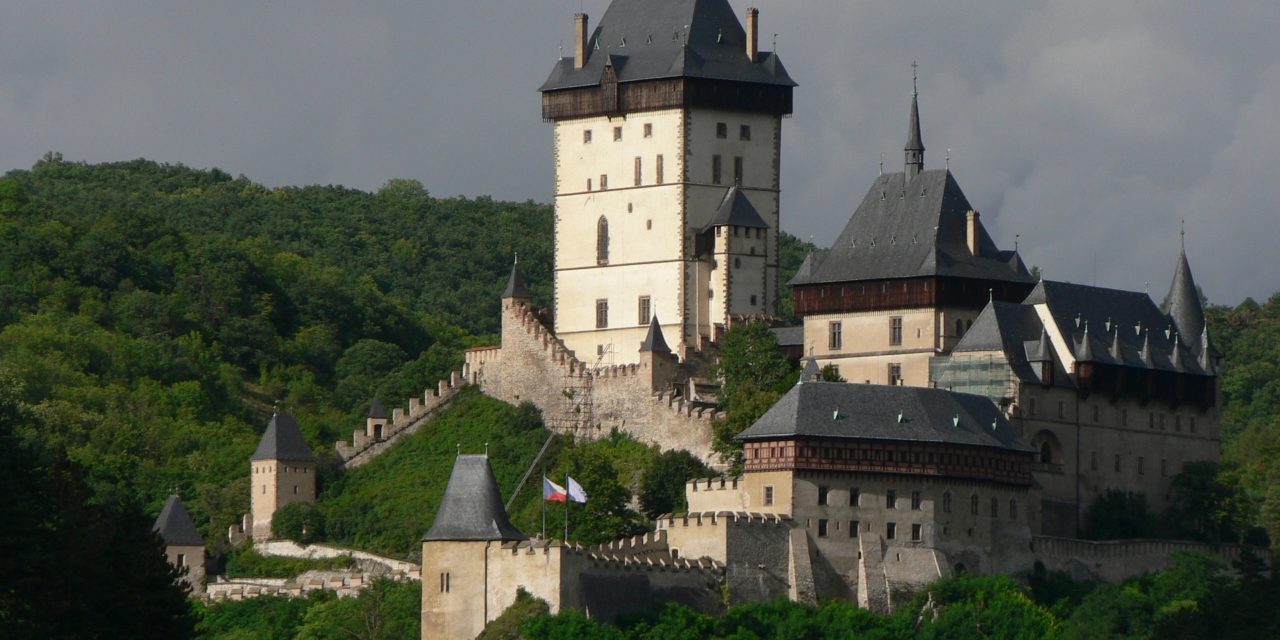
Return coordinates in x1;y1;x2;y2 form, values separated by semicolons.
540;0;795;366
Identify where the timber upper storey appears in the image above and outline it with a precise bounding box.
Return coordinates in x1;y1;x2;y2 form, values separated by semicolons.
540;0;795;120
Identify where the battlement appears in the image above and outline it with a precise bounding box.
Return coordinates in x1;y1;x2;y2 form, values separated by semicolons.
491;536;722;575
687;476;740;494
1032;535;1273;582
658;511;792;529
335;372;467;467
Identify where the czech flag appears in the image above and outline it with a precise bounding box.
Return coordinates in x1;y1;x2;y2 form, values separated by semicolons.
543;477;568;502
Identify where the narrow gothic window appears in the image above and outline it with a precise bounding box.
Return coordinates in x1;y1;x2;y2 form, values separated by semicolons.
655;155;664;184
587;178;592;191
638;296;651;325
763;485;774;506
596;217;609;265
750;294;758;306
890;316;903;345
1114;454;1122;472
1009;499;1018;519
970;494;979;515
955;318;965;336
600;174;608;190
595;299;608;329
716;122;728;138
634;157;642;186
733;156;743;185
177;553;186;567
1058;401;1065;419
943;492;952;514
990;497;998;517
1091;451;1098;470
712;155;722;184
1138;456;1145;475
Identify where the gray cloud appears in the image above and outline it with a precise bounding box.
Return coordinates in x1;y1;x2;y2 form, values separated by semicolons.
2;0;1276;304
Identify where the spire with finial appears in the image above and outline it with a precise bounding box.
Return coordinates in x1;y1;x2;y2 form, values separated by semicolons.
904;61;925;180
1163;236;1206;347
501;253;532;300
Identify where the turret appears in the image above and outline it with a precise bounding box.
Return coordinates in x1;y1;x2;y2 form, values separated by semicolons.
1162;247;1206;351
154;495;206;593
249;413;316;541
639;314;679;392
501;256;533;307
904;67;925;181
367;395;389;440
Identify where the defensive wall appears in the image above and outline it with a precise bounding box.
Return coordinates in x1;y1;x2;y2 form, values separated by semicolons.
335;372;468;467
206;540;421;602
1031;535;1272;582
465;301;721;460
656;511;794;604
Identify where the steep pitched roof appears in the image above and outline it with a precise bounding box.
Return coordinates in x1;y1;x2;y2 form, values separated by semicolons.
770;325;803;347
639;315;672;353
423;455;526;542
736;382;1034;453
1162;249;1206;345
154;495;205;547
501;260;532;299
905;90;924;154
800;356;821;382
251;413;316;462
952;301;1074;388
367;395;388;419
703;186;770;230
791;170;1034;285
540;0;796;92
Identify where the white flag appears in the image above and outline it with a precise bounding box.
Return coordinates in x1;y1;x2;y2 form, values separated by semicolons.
566;476;588;504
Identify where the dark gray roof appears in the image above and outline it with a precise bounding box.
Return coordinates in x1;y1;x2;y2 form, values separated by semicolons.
540;0;796;93
703;186;770;230
639;315;671;353
905;90;924;153
800;356;820;382
790;170;1035;286
1023;280;1209;375
502;260;532;299
952;301;1074;388
251;413;316;462
367;395;388;419
1162;249;1206;345
736;382;1033;453
154;495;205;547
770;325;803;347
423;455;526;542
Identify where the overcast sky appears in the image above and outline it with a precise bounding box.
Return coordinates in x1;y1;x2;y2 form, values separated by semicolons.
2;1;1277;305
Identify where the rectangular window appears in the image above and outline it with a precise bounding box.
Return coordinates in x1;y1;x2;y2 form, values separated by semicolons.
176;553;186;567
829;321;842;350
763;485;774;506
587;178;592;191
655;155;664;184
734;156;743;185
583;129;592;144
817;519;829;537
888;363;903;386
638;296;651;325
712;155;722;184
850;521;859;538
600;174;608;190
850;488;860;507
643;123;652;138
1138;456;1145;475
889;316;903;345
911;491;922;510
911;524;922;542
1114;454;1122;473
1091;451;1098;470
740;124;751;141
716;122;728;138
440;572;451;593
613;126;622;141
817;486;829;506
886;490;897;509
634;157;642;186
1058;401;1065;420
595;299;608;329
886;522;897;539
1029;397;1037;417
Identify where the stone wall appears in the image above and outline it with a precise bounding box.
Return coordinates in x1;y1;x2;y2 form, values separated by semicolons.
467;301;722;461
1032;535;1271;583
657;511;793;603
335;372;467;468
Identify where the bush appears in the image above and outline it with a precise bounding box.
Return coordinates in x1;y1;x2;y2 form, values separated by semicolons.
223;545;354;579
272;501;326;543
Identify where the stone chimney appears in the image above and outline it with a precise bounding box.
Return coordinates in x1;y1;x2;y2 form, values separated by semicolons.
966;210;980;255
574;13;589;69
745;8;759;63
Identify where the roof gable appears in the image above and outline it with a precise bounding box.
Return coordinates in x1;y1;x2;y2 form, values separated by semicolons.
704;186;769;230
154;495;205;547
251;413;316;462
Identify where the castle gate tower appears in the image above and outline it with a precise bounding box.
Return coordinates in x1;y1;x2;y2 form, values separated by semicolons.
249;412;317;541
540;0;795;365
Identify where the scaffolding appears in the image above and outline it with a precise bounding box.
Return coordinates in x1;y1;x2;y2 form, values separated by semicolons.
930;354;1019;405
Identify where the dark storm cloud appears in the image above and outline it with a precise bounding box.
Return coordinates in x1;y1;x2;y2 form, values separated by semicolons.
2;1;1276;304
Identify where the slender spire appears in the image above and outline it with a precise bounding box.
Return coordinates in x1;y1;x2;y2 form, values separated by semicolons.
800;356;820;383
1163;245;1205;346
501;255;532;300
904;61;925;180
639;315;671;354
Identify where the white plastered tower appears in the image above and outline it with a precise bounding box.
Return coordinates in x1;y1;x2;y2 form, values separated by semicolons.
539;1;795;366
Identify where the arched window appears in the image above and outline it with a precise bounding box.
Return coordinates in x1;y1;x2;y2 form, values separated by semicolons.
1031;430;1062;466
597;216;609;265
943;492;952;514
955;318;965;337
990;497;999;517
1009;498;1018;519
970;494;979;515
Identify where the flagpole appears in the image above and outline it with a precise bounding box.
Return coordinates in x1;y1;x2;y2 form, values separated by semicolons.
564;485;570;542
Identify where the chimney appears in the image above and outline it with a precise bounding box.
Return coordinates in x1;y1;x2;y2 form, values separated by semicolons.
745;8;759;63
573;13;589;69
966;210;980;255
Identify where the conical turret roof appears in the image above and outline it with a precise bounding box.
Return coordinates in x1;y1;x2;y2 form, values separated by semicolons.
154;495;205;547
905;89;924;153
423;455;526;542
639;315;671;354
1163;249;1206;344
251;413;316;462
800;356;821;383
367;395;388;419
501;259;532;299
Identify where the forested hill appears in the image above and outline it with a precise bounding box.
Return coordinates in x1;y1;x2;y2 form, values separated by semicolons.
0;156;814;544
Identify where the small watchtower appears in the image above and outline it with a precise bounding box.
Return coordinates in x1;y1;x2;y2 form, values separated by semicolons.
367;395;389;441
154;494;206;593
249;413;317;541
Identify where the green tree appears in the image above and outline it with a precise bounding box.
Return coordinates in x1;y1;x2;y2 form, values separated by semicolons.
819;364;845;382
709;321;796;467
1161;461;1253;543
1083;489;1158;540
272;501;327;544
639;450;713;519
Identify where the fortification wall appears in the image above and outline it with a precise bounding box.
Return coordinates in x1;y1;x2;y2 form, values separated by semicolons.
1032;536;1271;583
686;476;749;512
336;373;467;467
255;540;420;576
657;511;792;603
467;302;721;461
206;569;417;601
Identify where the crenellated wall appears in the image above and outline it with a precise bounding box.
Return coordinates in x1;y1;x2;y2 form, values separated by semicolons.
466;301;722;460
657;511;794;603
335;372;467;467
1031;535;1271;582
